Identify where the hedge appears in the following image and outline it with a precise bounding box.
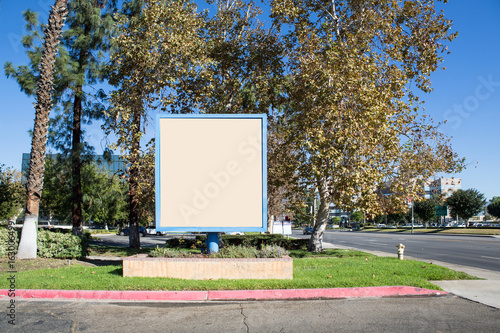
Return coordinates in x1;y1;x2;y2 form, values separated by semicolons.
0;227;88;259
166;234;308;251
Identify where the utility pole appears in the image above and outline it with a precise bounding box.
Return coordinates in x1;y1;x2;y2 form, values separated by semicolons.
411;203;415;234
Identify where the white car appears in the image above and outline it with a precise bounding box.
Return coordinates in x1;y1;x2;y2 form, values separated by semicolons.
145;225;167;236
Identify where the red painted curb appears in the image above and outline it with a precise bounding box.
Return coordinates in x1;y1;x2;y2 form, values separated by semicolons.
0;287;446;301
208;286;446;300
0;289;208;301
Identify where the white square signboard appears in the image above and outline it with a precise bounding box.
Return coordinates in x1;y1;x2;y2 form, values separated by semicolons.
155;114;267;232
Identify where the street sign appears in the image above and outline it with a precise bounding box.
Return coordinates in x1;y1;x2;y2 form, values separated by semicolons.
435;205;447;216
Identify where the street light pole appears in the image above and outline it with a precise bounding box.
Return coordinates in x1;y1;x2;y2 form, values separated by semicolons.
411;201;414;234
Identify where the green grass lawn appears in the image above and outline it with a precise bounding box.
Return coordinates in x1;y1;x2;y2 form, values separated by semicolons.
0;249;476;291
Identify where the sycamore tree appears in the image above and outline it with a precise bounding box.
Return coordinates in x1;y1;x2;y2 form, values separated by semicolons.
267;116;307;231
106;0;208;248
271;0;464;251
173;0;284;115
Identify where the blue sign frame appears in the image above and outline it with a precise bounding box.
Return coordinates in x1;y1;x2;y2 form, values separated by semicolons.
155;113;267;232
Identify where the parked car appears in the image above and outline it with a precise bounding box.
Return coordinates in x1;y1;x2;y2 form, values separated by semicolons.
145;225;167;236
119;226;147;237
303;227;313;235
37;221;53;229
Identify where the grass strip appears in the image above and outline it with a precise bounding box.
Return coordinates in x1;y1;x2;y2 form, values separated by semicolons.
0;249;476;291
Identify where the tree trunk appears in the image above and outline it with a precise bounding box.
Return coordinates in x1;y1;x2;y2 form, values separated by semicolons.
308;177;331;252
71;87;83;236
267;214;275;233
128;106;141;249
17;0;68;259
70;20;92;237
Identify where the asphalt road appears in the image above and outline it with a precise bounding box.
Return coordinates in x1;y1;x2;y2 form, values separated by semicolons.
293;230;500;272
2;296;499;333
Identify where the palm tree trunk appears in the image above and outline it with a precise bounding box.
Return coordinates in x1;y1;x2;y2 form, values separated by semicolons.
17;0;69;259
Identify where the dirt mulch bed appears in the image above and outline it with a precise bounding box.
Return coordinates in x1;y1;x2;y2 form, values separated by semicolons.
0;257;97;274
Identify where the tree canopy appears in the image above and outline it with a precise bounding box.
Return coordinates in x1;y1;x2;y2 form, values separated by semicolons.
486;197;500;219
445;189;486;224
414;198;437;223
270;0;464;250
0;165;24;221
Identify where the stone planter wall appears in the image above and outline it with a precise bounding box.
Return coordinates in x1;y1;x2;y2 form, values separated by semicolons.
123;254;293;280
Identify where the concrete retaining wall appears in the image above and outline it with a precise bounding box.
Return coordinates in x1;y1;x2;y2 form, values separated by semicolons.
123;254;293;280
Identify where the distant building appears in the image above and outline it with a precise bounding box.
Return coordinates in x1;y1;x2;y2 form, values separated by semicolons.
424;177;461;199
21;153;127;178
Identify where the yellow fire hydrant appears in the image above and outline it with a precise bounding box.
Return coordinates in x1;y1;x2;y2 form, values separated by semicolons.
396;243;405;260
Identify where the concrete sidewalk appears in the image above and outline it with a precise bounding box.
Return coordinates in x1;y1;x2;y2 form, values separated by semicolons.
323;241;500;309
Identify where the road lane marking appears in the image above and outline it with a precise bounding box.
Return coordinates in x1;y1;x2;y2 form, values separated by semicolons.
481;256;500;260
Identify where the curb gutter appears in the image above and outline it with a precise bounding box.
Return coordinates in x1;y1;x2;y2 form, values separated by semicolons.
0;286;447;302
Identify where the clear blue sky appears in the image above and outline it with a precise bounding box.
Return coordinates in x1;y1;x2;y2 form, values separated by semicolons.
0;0;499;201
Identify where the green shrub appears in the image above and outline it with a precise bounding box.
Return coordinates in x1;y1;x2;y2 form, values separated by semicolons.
0;227;20;257
220;234;307;250
209;245;259;258
166;236;192;248
0;227;88;259
150;243;289;259
210;245;289;258
37;229;88;259
149;246;194;258
162;234;308;251
258;245;289;258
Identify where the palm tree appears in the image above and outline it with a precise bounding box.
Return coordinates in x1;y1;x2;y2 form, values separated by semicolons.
17;0;69;259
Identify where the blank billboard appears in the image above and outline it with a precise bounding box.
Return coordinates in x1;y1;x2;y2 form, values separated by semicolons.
155;114;267;232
